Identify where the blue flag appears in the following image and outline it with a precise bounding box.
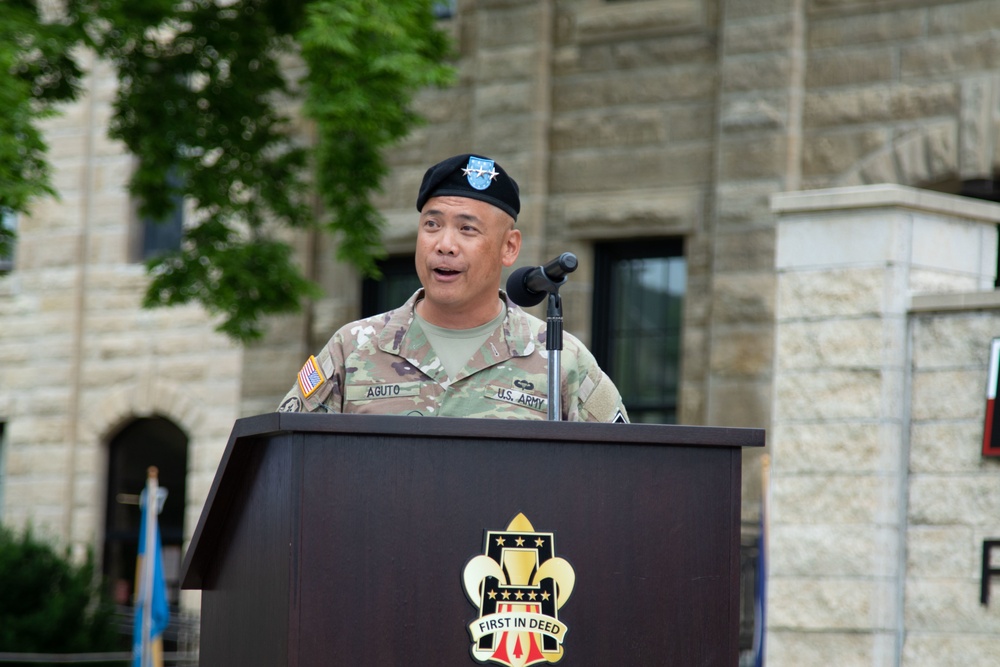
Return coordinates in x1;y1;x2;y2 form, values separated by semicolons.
133;480;170;667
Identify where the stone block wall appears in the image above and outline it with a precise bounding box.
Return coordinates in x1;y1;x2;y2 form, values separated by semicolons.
0;56;242;615
905;298;1000;665
770;184;1000;665
803;0;1000;189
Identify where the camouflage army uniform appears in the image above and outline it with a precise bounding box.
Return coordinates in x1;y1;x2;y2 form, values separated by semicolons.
278;290;628;422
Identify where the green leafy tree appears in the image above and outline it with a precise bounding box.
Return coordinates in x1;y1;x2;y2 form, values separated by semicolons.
0;0;88;259
0;525;122;663
1;0;454;341
300;0;453;277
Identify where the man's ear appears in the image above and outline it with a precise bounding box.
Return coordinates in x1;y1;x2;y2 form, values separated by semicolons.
502;228;522;267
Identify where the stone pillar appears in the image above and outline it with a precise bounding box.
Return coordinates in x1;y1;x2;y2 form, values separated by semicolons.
768;184;999;666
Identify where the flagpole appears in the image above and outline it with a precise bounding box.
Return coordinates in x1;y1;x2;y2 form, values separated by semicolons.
142;467;158;667
753;454;770;667
761;453;770;565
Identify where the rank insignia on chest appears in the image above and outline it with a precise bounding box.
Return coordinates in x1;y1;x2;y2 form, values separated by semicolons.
462;513;575;667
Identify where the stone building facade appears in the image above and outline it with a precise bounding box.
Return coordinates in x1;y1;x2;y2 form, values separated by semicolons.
1;0;1000;664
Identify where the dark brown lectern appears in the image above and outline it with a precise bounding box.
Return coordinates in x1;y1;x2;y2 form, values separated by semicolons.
181;413;763;666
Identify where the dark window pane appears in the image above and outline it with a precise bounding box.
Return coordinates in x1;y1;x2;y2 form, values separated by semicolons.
0;421;6;511
141;209;183;260
141;168;184;261
0;210;16;273
593;239;685;424
361;256;422;317
433;0;456;19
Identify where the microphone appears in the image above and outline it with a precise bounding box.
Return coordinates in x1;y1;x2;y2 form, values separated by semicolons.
506;252;578;307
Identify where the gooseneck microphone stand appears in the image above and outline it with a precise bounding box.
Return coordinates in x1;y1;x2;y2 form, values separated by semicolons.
504;252;579;421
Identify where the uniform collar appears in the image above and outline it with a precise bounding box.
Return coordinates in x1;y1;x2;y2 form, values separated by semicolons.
377;289;537;360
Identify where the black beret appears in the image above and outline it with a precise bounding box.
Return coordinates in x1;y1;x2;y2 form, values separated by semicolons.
415;154;520;220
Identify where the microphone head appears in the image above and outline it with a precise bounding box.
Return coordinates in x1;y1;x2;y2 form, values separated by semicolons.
505;266;547;307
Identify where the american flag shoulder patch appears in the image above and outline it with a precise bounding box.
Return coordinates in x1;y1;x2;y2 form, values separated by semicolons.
297;355;325;398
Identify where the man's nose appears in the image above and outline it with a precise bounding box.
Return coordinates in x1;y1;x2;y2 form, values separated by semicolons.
436;226;458;254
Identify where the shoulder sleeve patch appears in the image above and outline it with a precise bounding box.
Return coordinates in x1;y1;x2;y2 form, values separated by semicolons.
580;369;629;423
297;355;325;398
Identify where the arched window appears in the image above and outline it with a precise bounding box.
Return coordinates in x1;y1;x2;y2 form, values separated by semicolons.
103;417;188;609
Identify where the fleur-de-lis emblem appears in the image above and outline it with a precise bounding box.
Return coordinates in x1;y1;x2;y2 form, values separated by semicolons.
463;513;576;666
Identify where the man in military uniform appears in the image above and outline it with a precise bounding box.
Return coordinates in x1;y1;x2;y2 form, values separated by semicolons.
278;153;628;422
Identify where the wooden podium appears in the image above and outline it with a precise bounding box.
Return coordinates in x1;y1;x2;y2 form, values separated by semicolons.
181;413;763;666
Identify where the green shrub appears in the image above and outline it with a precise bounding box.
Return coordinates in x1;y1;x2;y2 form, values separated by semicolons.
0;524;124;664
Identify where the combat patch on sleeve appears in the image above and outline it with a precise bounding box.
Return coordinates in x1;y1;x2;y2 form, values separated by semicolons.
278;396;303;413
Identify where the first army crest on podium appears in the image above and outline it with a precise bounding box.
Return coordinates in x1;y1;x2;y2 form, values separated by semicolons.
463;514;576;667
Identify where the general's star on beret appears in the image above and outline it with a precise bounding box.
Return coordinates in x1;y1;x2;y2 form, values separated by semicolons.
415;153;520;220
